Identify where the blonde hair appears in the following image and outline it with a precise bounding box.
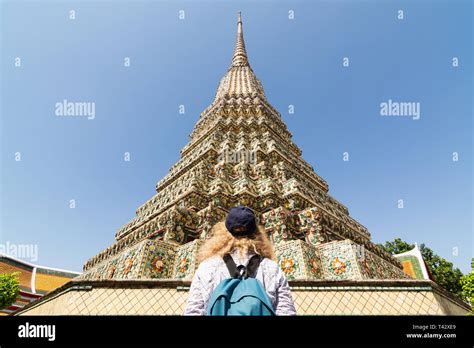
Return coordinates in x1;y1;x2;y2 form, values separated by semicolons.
198;221;276;263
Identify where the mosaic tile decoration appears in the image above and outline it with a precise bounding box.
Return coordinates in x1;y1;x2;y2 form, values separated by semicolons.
275;241;303;280
275;240;322;280
140;240;178;279
318;240;361;280
80;236;406;282
358;247;409;280
261;207;299;245
78;239;180;280
196;206;227;240
172;239;202;280
300;240;323;279
79;240;147;280
318;239;408;281
297;207;325;246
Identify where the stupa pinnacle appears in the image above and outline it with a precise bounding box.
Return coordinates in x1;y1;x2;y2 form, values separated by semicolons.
208;13;269;122
231;12;249;67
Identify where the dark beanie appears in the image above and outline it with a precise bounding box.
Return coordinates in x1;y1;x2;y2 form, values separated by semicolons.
225;206;257;236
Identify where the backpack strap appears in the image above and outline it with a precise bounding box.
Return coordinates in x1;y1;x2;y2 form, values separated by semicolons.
246;254;263;278
223;254;238;278
223;254;263;279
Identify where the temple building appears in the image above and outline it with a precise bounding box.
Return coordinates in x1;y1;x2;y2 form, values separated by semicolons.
15;14;469;315
393;245;434;281
0;253;79;315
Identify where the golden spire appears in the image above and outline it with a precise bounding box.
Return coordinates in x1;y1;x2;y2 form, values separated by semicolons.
231;12;249;67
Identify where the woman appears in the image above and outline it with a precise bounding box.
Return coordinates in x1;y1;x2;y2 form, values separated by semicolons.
184;206;297;315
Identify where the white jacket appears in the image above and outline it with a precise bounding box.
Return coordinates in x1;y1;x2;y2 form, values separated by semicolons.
183;250;297;315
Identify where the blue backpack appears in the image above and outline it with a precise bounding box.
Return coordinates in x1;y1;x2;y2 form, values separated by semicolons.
207;254;276;316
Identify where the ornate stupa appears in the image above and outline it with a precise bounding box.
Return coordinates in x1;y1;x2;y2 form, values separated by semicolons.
79;12;406;282
15;14;469;315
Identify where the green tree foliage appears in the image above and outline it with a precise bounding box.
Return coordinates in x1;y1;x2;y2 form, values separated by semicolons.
460;259;474;313
379;238;464;298
0;272;20;310
419;244;464;297
378;238;414;255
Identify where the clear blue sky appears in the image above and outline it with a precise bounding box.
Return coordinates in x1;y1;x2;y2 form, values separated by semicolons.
1;0;472;273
